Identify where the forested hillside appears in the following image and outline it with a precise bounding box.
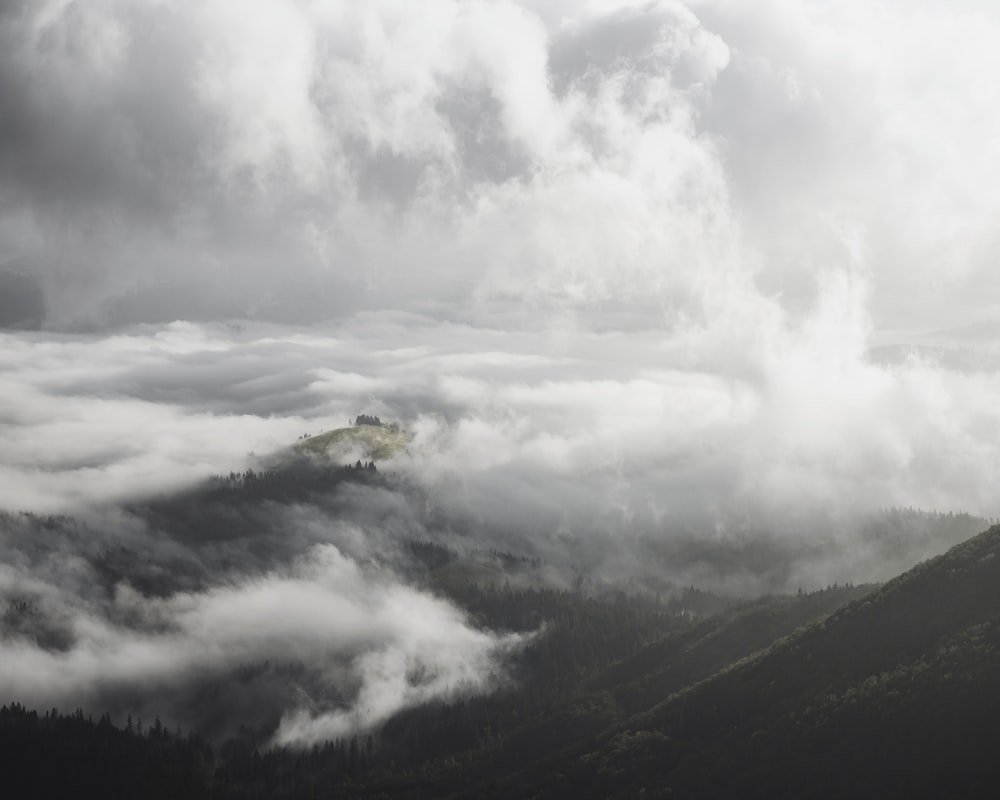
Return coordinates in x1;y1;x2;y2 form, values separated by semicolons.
3;455;997;799
441;524;1000;799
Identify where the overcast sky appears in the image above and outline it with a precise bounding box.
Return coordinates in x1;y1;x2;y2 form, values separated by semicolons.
4;0;1000;743
2;0;1000;515
2;0;999;332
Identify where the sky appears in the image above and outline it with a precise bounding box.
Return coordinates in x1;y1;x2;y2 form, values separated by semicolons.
2;0;1000;742
3;0;1000;517
3;0;1000;332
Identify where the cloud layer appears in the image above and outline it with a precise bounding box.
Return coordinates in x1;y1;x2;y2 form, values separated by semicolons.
4;316;1000;545
4;0;998;332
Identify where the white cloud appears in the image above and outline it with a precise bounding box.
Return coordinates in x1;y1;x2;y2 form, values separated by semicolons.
8;312;1000;528
0;540;525;743
1;0;999;335
690;0;1000;327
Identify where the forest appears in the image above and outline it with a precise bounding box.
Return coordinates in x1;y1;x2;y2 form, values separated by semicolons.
3;453;999;798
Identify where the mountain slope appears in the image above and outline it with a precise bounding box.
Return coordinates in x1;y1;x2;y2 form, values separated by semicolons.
492;524;1000;799
585;583;874;717
295;424;410;461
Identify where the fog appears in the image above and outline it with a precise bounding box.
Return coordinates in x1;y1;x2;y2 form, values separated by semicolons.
3;0;1000;745
0;501;528;745
5;317;1000;524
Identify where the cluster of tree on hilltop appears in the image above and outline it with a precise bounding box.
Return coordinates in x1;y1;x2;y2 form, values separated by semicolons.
354;413;401;432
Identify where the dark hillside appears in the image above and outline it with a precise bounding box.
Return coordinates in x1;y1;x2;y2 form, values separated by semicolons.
4;449;995;800
482;524;1000;799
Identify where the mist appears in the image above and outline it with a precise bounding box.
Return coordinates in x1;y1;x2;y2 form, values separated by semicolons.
3;0;1000;747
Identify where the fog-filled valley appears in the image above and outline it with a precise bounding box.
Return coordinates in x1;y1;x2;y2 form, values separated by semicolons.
4;0;1000;796
2;421;996;797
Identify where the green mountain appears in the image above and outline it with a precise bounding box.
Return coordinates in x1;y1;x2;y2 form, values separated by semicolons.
295;423;410;461
442;524;1000;799
5;445;999;799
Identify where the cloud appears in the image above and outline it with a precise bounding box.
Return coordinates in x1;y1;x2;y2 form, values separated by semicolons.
4;315;1000;577
4;0;1000;741
0;0;738;327
5;0;998;336
690;0;1000;326
2;0;999;336
0;503;528;744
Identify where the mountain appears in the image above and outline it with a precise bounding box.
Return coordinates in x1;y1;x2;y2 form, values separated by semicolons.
444;524;1000;799
295;423;410;461
4;445;998;798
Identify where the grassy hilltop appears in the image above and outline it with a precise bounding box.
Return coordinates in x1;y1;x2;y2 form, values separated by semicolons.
295;419;410;462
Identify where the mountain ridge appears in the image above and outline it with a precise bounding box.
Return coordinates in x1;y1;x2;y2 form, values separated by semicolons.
462;523;1000;798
